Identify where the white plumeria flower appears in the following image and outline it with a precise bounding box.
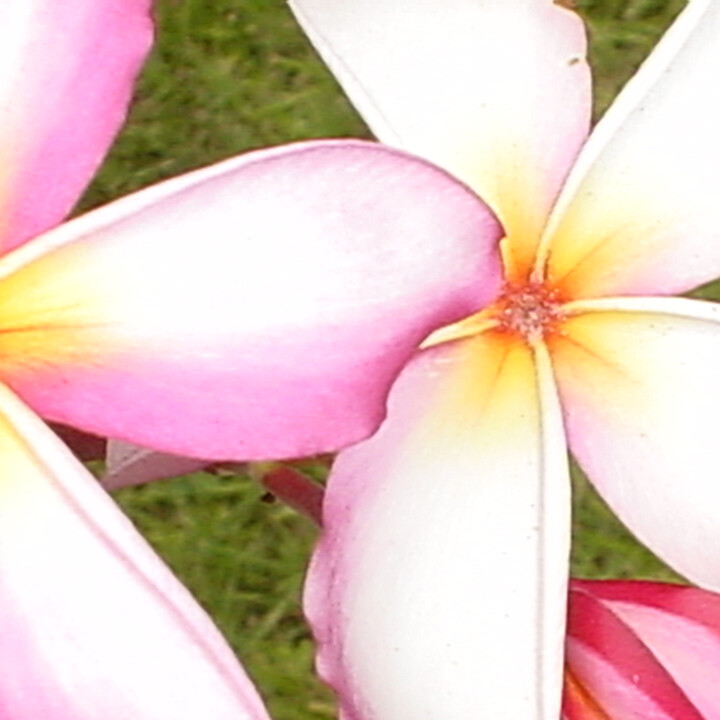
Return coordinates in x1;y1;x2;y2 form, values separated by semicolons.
0;0;506;715
285;0;720;718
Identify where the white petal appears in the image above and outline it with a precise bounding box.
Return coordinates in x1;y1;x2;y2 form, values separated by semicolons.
541;0;720;297
289;0;591;275
550;295;720;588
306;334;571;720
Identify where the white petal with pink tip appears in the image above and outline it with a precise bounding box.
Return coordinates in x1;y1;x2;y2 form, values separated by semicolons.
306;334;571;720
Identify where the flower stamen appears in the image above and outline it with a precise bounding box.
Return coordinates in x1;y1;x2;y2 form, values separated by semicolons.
491;281;565;342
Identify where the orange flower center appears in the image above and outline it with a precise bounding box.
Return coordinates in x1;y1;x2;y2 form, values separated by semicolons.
490;281;566;341
422;279;567;349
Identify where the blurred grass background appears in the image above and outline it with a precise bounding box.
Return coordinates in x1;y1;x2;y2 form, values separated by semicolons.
81;1;692;718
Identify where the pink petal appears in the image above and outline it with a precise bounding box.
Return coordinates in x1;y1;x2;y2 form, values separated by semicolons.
541;0;720;296
103;440;212;489
549;296;720;588
289;0;591;279
306;333;571;720
0;140;503;460
576;580;720;720
0;0;153;254
564;584;704;720
0;384;271;719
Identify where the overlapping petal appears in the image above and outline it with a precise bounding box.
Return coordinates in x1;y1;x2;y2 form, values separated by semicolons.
306;333;571;720
289;0;591;278
574;580;720;718
549;297;720;589
541;0;720;297
0;140;502;460
103;440;212;489
0;382;271;720
0;0;153;254
564;582;705;720
51;423;105;462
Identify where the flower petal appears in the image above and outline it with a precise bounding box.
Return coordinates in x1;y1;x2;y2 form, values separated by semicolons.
103;440;212;489
549;296;720;588
575;580;720;719
305;333;571;720
0;0;153;254
0;383;270;720
563;583;704;720
289;0;591;278
0;140;502;460
541;0;720;297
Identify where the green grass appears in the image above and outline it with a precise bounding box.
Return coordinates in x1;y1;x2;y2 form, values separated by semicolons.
91;1;690;717
117;472;333;720
578;0;685;116
79;0;365;211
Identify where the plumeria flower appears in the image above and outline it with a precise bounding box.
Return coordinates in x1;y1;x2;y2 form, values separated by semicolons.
565;580;720;719
0;0;509;715
279;0;720;718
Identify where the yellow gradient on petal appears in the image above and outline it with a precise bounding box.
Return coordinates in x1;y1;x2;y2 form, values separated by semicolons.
291;0;591;285
0;398;39;510
322;330;571;720
0;382;78;527
426;123;558;284
548;304;720;587
0;239;108;373
547;312;647;408
419;331;540;451
549;303;720;424
469;145;548;283
542;187;661;298
536;0;720;297
545;309;698;444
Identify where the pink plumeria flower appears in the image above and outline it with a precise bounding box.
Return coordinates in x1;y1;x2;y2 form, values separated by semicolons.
565;580;720;719
283;0;720;718
0;1;507;715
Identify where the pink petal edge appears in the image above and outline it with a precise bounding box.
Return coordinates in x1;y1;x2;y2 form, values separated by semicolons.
0;382;270;719
565;583;704;720
0;0;153;254
0;140;503;461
